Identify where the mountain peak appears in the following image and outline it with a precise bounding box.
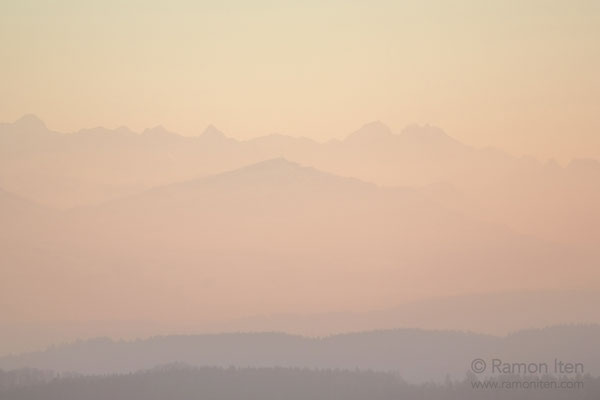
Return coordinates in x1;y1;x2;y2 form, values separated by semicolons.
245;157;300;170
211;157;322;184
142;125;178;139
201;157;373;191
221;157;304;177
200;124;226;140
346;121;393;143
14;114;47;131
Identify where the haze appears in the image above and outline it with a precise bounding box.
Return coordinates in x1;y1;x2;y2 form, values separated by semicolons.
1;3;600;392
1;0;599;162
1;115;600;354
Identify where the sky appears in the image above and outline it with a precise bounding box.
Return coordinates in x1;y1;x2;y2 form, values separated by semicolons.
1;0;599;162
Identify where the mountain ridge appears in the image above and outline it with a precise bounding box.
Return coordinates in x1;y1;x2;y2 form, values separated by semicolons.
1;325;598;383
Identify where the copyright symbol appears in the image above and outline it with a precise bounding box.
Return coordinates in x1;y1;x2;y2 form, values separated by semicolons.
471;358;486;373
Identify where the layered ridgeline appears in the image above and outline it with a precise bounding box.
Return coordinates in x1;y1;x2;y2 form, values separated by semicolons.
1;290;599;357
1;326;599;383
1;116;599;354
1;115;599;245
1;158;599;351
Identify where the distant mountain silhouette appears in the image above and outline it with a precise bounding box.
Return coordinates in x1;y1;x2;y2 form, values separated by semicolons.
141;125;180;140
1;289;598;357
345;121;394;144
214;289;600;336
1;115;598;246
2;116;600;355
1;159;597;355
200;124;228;141
1;325;598;383
12;114;48;132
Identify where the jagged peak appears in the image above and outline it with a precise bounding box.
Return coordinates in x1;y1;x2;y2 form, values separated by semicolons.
200;124;226;140
346;121;393;142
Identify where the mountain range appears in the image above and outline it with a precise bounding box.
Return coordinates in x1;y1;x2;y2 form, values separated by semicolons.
1;115;598;246
1;115;599;354
1;157;598;352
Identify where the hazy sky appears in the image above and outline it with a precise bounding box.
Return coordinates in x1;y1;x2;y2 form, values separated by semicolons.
1;0;599;161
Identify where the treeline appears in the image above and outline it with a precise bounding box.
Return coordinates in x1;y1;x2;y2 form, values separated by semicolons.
3;326;599;383
0;368;56;390
1;365;598;400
